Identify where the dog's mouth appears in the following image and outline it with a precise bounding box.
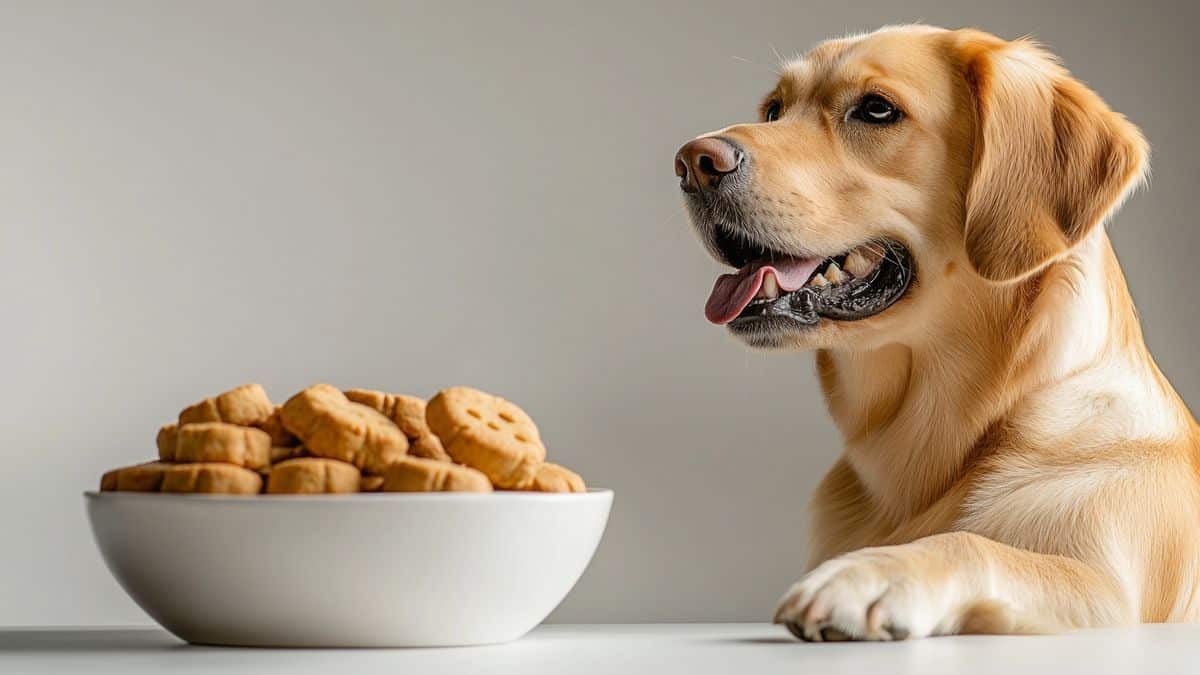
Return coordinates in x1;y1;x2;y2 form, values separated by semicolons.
703;227;914;329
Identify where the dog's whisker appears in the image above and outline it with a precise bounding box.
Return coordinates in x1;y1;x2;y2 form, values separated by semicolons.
862;241;906;271
769;42;786;71
655;206;690;230
731;54;781;76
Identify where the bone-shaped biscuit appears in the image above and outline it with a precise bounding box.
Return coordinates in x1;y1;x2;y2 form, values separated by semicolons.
160;462;263;494
266;457;360;494
531;462;587;493
100;461;171;492
178;383;273;427
280;384;409;475
344;389;451;462
174;422;271;471
382;456;493;492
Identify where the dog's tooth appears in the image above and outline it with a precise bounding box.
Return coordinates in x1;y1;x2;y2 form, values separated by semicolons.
843;250;872;277
761;272;780;299
808;273;829;288
825;262;845;284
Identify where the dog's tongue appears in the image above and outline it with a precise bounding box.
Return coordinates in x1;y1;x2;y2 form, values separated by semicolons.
704;258;822;325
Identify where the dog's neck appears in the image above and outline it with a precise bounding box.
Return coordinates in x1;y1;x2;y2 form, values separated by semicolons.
817;230;1185;524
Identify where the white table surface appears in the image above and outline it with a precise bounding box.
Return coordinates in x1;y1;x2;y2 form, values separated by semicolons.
3;623;1198;674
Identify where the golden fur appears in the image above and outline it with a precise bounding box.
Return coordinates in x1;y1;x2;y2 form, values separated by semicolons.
684;25;1200;639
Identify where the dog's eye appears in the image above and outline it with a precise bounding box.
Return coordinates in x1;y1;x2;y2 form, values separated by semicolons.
849;94;902;124
764;100;782;122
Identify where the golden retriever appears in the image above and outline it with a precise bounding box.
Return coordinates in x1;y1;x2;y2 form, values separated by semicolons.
676;25;1199;640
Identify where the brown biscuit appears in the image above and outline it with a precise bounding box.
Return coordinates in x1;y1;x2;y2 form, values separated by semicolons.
343;389;428;437
156;423;178;461
256;406;298;447
174;422;270;471
425;387;545;489
280;384;409;474
160;463;263;494
266;458;360;494
179;383;273;427
360;474;385;492
344;389;450;462
100;462;171;492
408;433;451;462
531;462;587;493
342;388;398;421
270;444;308;464
381;456;493;493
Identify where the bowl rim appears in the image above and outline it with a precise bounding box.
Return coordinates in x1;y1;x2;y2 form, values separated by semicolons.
84;487;612;502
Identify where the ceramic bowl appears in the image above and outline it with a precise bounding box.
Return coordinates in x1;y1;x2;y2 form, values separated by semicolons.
85;489;612;647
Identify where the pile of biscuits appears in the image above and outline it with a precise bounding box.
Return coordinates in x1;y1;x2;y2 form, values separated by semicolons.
100;384;586;495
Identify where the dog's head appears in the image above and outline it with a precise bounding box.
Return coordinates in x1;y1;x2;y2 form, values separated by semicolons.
677;26;1147;350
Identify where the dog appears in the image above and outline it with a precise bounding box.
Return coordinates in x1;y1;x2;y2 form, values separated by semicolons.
676;24;1199;640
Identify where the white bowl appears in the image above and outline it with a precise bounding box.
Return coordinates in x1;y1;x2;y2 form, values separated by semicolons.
85;489;612;647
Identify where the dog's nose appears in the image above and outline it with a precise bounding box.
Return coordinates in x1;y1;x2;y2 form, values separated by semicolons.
674;137;743;193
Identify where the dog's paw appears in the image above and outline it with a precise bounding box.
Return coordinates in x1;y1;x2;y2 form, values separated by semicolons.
773;548;950;642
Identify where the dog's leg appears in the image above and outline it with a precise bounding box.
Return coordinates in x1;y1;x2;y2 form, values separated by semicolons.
773;531;1134;641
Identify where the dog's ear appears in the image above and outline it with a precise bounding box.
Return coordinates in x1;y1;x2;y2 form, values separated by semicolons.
954;30;1148;282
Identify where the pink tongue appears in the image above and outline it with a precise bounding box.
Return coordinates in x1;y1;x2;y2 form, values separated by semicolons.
704;258;822;325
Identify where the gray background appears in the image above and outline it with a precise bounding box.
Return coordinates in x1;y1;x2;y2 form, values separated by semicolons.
1;0;1195;626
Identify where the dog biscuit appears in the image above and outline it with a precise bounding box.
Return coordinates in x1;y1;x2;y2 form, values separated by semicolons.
344;389;451;462
256;406;298;447
425;386;545;488
179;383;273;427
381;456;493;493
156;424;178;461
160;463;263;494
266;458;360;494
100;462;171;492
343;389;426;437
408;433;450;462
531;462;587;493
280;384;409;474
270;444;308;464
174;422;271;471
